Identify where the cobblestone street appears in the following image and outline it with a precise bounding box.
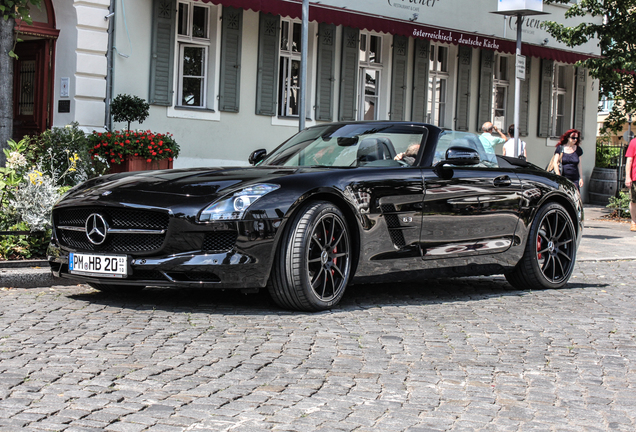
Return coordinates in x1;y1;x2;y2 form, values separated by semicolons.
1;260;635;431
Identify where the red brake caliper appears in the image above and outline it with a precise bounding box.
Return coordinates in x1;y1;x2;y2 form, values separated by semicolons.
537;235;542;260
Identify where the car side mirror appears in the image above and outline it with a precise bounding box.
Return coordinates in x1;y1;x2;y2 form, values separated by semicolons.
444;146;480;165
433;146;481;179
248;149;267;166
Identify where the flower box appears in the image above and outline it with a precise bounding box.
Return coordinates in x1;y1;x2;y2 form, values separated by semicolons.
108;156;173;174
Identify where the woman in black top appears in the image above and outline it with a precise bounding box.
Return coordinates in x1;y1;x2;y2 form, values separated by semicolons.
549;129;583;191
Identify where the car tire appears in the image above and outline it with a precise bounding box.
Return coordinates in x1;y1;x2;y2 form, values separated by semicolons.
88;283;145;294
506;202;577;290
268;201;352;311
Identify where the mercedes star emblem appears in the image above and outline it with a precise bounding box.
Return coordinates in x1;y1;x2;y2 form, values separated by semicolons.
85;213;108;245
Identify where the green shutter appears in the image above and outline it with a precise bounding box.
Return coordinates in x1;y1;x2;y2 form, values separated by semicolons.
315;23;336;121
219;7;242;113
390;35;408;121
574;67;587;139
339;27;359;121
519;57;531;137
455;45;472;132
149;0;176;106
538;58;554;138
477;49;494;131
411;38;429;123
256;13;280;116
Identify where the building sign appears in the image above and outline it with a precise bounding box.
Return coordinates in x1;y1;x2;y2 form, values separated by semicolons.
316;0;600;55
412;28;504;50
516;55;526;80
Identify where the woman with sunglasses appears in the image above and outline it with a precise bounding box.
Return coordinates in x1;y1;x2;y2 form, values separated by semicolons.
549;129;584;191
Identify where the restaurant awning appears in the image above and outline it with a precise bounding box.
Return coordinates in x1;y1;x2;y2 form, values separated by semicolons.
201;0;597;64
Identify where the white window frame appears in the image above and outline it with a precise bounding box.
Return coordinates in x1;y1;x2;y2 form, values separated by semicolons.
278;18;302;117
551;63;568;137
492;54;510;130
358;32;383;121
174;1;214;110
427;43;449;127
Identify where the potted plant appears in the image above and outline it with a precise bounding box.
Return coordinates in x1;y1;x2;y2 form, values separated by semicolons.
93;94;180;172
88;130;180;173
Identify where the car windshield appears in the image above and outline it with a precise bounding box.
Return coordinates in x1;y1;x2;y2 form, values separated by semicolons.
261;123;428;167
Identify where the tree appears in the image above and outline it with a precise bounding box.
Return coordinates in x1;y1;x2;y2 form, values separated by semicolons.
0;0;42;167
110;94;150;131
544;0;636;133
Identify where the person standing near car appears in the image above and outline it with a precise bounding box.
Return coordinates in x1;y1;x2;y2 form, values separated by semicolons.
479;122;507;157
549;129;583;191
625;137;636;231
502;124;527;159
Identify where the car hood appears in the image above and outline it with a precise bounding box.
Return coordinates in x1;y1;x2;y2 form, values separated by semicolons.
69;166;301;198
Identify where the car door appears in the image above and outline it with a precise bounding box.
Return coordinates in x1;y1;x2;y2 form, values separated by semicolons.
419;132;524;261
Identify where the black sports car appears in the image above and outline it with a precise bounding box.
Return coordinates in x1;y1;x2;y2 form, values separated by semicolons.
49;122;583;311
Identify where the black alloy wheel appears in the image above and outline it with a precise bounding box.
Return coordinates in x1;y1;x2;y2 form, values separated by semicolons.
535;206;576;284
268;201;352;311
506;202;576;290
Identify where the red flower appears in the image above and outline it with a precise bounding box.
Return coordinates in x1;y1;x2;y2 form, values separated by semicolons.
125;140;130;144
147;159;152;163
111;159;115;163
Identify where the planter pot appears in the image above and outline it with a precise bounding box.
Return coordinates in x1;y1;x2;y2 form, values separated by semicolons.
109;156;173;174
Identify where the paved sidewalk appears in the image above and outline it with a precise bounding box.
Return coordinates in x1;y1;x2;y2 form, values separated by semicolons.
0;205;634;289
579;205;636;261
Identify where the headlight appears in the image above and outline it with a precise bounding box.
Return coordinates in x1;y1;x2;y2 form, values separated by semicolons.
199;184;280;222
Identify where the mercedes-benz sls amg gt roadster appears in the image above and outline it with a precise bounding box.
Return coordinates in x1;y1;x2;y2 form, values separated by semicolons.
49;122;583;311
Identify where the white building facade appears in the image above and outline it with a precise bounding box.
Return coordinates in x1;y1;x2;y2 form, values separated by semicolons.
29;0;601;197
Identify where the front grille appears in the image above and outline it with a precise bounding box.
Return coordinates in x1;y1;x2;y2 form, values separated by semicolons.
56;207;168;230
202;232;238;252
55;207;169;253
131;270;167;281
58;230;165;253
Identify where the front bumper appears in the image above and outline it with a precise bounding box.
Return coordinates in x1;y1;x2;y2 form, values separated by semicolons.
48;242;273;289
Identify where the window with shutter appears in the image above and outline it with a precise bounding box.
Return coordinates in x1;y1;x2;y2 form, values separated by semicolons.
256;13;280;116
150;0;177;106
455;46;472;131
278;19;302;117
519;57;531;136
357;32;383;120
315;23;336;121
390;35;408;121
219;7;242;112
339;27;359;121
573;67;586;138
172;1;220;110
477;49;494;131
491;54;510;131
428;44;449;127
537;58;554;138
411;38;429;123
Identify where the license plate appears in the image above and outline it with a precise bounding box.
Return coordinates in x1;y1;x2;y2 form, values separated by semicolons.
69;253;128;278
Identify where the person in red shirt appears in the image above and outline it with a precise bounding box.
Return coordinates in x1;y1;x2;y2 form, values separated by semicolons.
626;137;636;231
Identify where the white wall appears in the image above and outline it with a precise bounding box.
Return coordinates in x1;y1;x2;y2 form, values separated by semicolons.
52;0;109;131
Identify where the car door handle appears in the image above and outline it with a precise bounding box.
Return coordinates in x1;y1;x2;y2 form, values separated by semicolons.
493;175;512;187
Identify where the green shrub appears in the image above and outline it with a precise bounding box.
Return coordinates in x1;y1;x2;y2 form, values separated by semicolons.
28;123;102;185
595;144;622;168
607;191;631;218
0;222;50;260
110;94;150;130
